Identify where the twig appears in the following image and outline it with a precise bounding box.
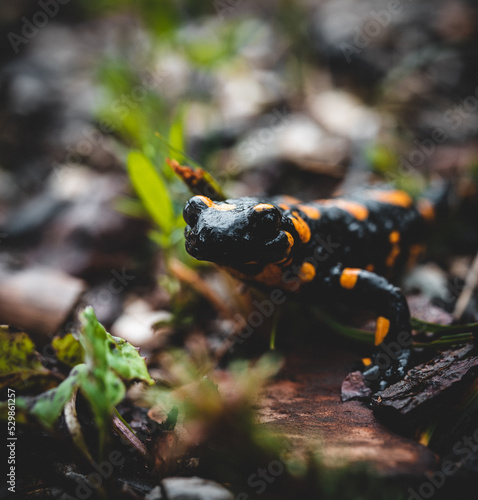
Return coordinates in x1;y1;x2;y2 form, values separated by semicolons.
454;250;478;320
64;389;94;463
168;258;235;319
112;409;150;462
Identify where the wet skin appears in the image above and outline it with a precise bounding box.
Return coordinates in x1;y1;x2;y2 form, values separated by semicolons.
183;189;437;390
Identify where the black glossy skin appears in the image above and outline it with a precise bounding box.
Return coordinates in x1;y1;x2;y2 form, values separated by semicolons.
184;196;290;266
183;188;436;390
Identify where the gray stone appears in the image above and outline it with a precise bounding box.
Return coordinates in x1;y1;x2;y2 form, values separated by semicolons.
161;477;234;500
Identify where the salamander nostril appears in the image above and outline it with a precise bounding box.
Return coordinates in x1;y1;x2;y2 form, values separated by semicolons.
183;195;212;226
183;201;200;227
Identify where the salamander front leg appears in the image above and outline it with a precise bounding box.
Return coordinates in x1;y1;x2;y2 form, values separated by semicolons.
323;265;412;391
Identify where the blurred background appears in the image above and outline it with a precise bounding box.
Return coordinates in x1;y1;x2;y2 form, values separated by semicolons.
2;1;478;498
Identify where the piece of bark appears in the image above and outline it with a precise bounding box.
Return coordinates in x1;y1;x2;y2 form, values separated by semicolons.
372;345;478;434
0;266;86;339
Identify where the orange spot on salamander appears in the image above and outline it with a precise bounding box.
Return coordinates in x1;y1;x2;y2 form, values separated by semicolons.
418;199;435;221
298;262;316;283
375;316;390;345
284;231;295;254
298;204;321;219
195;195;236;211
389;231;400;244
386;231;401;267
369;190;413;208
320;199;369;220
340;268;361;289
361;357;372;367
290;212;311;243
254;203;275;212
274;231;295;264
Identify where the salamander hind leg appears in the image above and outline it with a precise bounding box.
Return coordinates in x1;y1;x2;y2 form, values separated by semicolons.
323;265;412;391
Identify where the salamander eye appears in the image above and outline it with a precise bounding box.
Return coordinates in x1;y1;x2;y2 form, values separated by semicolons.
250;205;281;236
183;196;208;226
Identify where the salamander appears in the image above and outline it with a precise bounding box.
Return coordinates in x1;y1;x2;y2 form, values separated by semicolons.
183;186;443;390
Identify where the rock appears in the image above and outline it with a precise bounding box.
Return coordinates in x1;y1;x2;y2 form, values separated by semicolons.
278;115;348;166
111;300;172;347
403;264;449;302
148;477;233;500
407;294;454;327
36;170;150;279
234;114;348;172
0;265;86;339
341;370;372;401
145;485;163;499
308;90;380;141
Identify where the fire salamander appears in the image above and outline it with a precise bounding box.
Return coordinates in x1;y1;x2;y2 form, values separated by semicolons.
183;186;442;390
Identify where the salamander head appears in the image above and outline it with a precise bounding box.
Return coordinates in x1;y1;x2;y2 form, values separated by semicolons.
183;195;294;266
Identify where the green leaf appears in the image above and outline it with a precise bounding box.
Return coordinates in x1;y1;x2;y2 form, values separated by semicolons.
78;367;125;459
0;327;46;376
316;309;476;347
80;306;153;385
79;306;154;459
2;365;85;427
410;317;478;335
79;307;122;459
30;365;85;427
52;333;84;367
0;327;50;391
106;335;155;385
168;107;185;165
127;151;174;233
80;307;109;373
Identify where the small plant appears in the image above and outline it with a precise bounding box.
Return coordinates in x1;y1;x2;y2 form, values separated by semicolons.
0;306;154;461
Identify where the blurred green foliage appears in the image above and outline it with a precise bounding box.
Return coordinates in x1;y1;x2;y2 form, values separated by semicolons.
90;1;253;260
127;151;175;235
